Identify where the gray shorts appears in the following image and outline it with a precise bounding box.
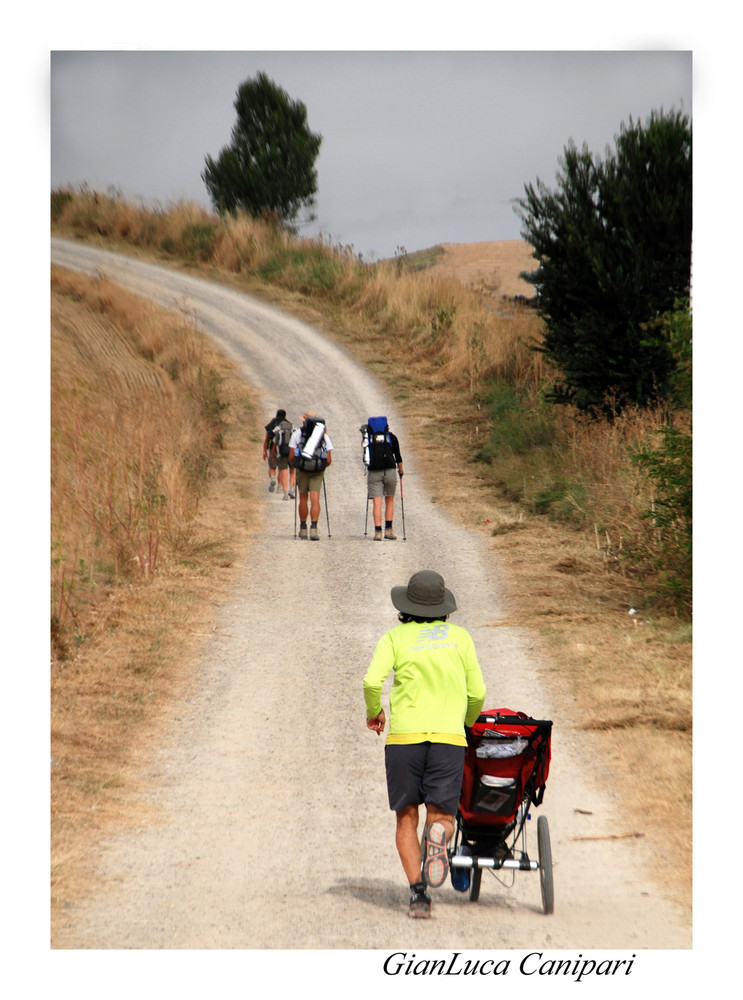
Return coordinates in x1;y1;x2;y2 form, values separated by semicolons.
367;467;397;499
384;742;465;815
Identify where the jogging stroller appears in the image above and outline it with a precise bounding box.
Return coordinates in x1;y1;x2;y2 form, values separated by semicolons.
449;708;554;913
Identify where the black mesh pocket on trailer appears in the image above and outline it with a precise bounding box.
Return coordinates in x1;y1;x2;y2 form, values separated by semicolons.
472;775;518;815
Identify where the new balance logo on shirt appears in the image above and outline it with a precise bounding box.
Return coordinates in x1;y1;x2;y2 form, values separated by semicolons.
417;623;450;642
410;623;457;650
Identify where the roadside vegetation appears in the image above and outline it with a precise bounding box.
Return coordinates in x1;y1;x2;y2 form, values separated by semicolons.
53;186;691;616
51;263;260;914
51;187;692;915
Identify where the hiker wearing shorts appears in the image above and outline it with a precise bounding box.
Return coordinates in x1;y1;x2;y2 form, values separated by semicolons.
262;408;286;493
363;570;486;919
276;447;296;500
272;413;296;501
289;412;333;541
362;418;403;540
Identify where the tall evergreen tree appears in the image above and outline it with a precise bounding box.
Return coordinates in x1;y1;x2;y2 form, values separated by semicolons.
203;73;322;224
517;110;692;416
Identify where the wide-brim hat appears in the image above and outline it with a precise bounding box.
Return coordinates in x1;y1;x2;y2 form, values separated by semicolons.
391;570;457;617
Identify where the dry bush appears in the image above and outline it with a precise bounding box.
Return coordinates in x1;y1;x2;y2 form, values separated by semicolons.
211;212;269;272
53;186;128;238
358;267;435;342
549;403;687;575
354;259;546;397
443;301;546;392
54;187;217;253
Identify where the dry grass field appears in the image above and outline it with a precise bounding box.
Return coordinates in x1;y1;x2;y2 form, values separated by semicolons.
428;239;537;301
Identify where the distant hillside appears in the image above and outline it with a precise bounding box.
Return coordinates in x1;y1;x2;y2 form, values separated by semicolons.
424;240;536;301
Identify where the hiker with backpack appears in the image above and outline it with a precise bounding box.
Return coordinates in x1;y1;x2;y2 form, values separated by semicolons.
272;413;296;500
262;408;289;495
289;412;333;540
360;417;404;540
363;570;487;919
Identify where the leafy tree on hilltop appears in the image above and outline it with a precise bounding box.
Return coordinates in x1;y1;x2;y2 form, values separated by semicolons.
516;109;692;416
203;73;322;225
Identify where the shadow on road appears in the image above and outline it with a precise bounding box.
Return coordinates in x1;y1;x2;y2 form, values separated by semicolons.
325;874;542;916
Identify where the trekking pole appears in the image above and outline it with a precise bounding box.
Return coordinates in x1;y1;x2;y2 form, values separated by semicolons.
399;473;407;541
294;481;298;538
364;495;370;536
322;477;332;538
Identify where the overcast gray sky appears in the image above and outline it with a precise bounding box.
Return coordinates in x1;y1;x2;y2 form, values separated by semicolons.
50;50;691;260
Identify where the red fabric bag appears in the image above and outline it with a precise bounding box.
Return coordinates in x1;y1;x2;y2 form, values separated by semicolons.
459;708;552;829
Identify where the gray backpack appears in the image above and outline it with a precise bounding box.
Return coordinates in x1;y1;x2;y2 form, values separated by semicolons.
272;419;293;457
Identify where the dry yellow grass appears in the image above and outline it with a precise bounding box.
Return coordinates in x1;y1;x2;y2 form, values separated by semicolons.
50;268;262;917
51;267;238;651
429;239;537;301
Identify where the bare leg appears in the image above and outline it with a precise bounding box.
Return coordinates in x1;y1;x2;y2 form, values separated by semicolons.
395;805;423;884
309;490;321;522
395;805;454;884
424;804;455;844
372;496;383;529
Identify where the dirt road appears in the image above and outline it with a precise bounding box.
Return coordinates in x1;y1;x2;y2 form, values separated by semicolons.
50;238;690;953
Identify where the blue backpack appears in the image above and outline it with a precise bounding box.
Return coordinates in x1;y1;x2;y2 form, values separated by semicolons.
362;416;395;471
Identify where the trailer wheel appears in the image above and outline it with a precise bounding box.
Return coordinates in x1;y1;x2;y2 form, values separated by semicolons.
537;815;554;914
469;865;482;902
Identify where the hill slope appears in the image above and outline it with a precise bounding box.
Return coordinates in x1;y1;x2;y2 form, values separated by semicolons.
426;239;536;300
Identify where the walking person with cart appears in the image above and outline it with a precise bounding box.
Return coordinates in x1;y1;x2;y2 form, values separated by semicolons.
289;412;333;540
360;417;404;540
363;570;486;919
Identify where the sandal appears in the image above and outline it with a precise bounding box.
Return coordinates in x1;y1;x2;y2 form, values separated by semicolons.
422;821;449;888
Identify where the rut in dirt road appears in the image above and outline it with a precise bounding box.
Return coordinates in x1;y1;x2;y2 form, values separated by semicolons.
51;238;690;950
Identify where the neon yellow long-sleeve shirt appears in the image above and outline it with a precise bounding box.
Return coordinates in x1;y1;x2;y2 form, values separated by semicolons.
363;620;486;746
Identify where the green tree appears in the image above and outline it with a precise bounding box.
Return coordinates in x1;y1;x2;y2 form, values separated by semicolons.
643;299;692;410
202;73;322;224
633;423;692;612
517;110;692;416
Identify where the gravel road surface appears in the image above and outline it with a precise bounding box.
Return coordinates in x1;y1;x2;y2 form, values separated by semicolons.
50;238;691;957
